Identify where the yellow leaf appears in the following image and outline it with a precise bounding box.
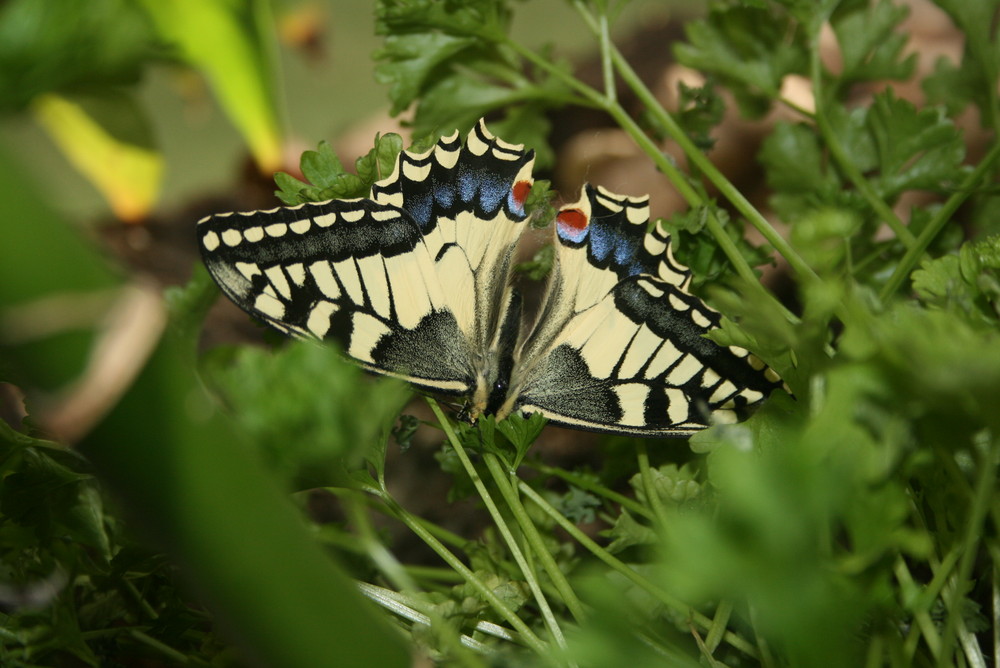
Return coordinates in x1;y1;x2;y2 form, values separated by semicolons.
33;94;163;223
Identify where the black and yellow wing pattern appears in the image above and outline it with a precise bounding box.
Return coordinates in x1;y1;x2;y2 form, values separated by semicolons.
199;120;782;436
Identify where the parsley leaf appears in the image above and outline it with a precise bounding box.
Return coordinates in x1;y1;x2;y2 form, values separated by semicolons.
375;33;480;116
912;235;1000;325
202;342;409;490
830;0;915;90
660;207;772;286
761;91;965;221
860;91;966;198
275;133;404;205
924;0;1000;126
373;0;572;167
674;4;808;117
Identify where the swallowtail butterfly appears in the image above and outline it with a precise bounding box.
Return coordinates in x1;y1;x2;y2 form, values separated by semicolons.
199;119;782;436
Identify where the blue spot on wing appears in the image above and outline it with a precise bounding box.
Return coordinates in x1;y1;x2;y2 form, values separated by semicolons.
435;182;455;209
407;191;433;228
477;174;507;213
458;169;477;203
588;215;644;276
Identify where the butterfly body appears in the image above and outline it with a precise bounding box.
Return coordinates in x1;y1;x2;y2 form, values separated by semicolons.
200;120;782;436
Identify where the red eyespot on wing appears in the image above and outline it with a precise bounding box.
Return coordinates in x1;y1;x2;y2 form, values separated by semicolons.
512;180;532;209
556;208;587;232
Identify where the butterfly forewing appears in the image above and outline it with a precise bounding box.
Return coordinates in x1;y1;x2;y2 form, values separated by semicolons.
199;120;535;400
200;198;477;393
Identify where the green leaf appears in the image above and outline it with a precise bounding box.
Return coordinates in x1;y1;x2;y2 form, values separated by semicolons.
673;80;726;150
203;341;410;491
410;69;521;136
863;90;966;198
374;0;516;128
629;464;703;507
0;425;113;563
516;243;554;282
549;486;600;524
831;0;915;88
840;302;1000;432
376;0;510;42
391;414;421;451
659;206;772;286
495;412;547;451
674;5;808;117
788;208;862;274
912;234;1000;324
486;105;555;170
759;121;842;218
274;170;315;205
373;0;569;167
923;56;991;119
274;133;403;205
300;141;346;189
0;0;157;112
772;91;966;216
355;132;405;186
925;0;1000;125
523;179;555;226
494;412;547;471
375;32;478;115
604;509;658;554
79;331;411;668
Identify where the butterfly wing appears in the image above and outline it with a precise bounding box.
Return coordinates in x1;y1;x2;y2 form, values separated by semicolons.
505;185;783;435
199;120;535;397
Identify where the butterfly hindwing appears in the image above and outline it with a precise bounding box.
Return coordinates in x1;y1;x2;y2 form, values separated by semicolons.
372;120;535;353
508;186;783;435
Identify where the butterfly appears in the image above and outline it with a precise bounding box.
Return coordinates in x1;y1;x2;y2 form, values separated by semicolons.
199;119;783;436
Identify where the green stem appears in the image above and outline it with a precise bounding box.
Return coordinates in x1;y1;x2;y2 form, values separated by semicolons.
128;629;204;666
518;481;759;659
636;443;669;529
595;6;615;103
610;47;818;283
808;39;916;248
937;439;999;666
879;139;1000;301
344;493;419;593
567;1;812;319
529;461;653;520
482;452;588;623
504;36;801;325
894;557;944;661
704;600;735;654
588;36;819;290
378;491;552;659
403;565;466;583
993;555;1000;668
428;400;569;654
322;485;470;551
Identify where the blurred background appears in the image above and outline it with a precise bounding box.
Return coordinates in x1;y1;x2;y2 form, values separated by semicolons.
0;0;678;226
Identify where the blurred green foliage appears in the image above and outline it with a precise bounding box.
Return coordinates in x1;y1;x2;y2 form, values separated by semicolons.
2;0;1000;666
0;0;284;220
